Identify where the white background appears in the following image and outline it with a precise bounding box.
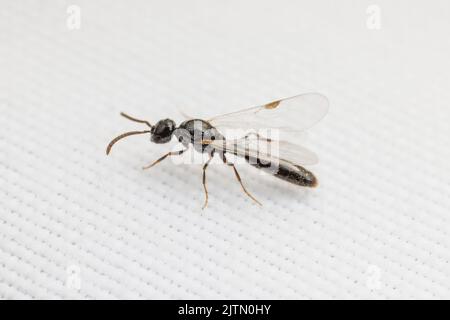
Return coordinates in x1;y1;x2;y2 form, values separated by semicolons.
1;0;449;299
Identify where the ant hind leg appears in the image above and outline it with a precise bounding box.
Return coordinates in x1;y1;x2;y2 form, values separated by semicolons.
221;154;262;206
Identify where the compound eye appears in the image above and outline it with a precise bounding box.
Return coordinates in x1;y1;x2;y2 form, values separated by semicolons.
154;124;168;136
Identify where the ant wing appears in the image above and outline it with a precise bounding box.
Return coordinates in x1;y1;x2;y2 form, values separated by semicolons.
208;93;329;134
209;136;319;166
176;106;194;120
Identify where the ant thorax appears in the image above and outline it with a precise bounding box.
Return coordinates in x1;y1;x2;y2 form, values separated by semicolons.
176;119;224;153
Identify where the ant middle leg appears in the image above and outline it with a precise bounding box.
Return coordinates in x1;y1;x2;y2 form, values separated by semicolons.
221;154;262;206
202;153;214;210
142;149;187;170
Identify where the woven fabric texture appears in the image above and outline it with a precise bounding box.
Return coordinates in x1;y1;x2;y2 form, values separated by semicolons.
1;0;449;299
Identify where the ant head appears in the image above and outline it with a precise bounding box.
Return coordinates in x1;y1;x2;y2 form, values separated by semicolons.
151;119;176;144
106;113;180;155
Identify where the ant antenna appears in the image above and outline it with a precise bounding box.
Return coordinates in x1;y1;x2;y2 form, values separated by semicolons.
120;112;153;129
106;113;154;155
106;130;152;155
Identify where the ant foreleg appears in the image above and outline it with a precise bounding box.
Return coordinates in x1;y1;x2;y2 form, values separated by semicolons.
142;149;187;170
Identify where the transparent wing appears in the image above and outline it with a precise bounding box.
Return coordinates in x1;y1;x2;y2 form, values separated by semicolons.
176;106;194;120
210;135;319;166
209;93;329;133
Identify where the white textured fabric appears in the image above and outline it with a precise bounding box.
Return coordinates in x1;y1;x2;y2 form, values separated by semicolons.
1;0;450;299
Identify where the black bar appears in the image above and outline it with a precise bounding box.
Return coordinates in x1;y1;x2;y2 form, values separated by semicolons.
0;299;436;319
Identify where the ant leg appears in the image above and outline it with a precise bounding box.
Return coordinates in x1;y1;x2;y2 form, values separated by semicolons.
222;155;262;206
142;149;187;170
202;154;214;210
